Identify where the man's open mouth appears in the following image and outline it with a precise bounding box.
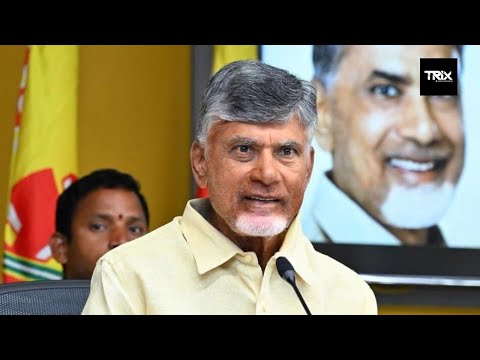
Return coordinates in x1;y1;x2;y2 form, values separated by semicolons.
387;157;448;172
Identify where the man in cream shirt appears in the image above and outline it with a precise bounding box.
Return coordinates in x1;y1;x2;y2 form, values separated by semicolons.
82;60;377;315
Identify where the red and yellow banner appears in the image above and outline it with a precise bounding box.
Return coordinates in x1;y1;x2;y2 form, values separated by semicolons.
2;45;79;282
196;45;258;198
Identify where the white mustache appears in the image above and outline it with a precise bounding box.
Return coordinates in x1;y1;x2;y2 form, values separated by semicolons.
385;143;452;162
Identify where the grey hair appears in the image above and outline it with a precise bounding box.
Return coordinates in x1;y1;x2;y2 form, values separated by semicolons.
313;45;464;91
197;59;317;144
312;45;344;90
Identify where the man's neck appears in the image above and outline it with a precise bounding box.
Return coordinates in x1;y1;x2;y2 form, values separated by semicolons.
385;226;429;246
230;234;284;271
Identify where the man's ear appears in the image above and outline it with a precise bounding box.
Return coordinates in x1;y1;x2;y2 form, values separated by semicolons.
49;232;69;264
306;146;315;184
191;141;208;190
312;80;334;152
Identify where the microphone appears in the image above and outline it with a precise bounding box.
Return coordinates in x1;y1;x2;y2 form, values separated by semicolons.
276;256;312;315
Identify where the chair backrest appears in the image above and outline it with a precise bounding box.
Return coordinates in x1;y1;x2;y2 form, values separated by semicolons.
0;279;91;315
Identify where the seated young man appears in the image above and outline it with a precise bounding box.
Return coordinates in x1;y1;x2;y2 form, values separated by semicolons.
49;168;149;280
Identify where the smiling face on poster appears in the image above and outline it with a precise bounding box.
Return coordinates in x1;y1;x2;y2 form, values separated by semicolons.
262;45;480;249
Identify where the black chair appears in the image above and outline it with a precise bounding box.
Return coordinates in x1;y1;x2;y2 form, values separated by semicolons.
0;279;90;315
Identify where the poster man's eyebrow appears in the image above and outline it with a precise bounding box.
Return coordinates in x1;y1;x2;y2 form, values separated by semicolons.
369;70;410;85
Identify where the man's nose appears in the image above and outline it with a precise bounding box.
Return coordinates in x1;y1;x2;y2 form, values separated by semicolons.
109;227;129;249
249;152;280;185
396;97;442;145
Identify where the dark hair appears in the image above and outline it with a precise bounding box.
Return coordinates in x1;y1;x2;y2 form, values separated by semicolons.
312;45;464;89
55;169;149;242
197;59;317;144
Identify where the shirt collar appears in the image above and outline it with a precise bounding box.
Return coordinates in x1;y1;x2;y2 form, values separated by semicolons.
182;199;242;275
275;214;315;286
182;199;314;285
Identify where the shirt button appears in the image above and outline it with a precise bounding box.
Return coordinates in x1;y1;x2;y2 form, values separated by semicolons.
244;255;252;263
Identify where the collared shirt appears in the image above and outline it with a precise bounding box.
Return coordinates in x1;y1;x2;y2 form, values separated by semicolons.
82;199;377;315
301;171;446;246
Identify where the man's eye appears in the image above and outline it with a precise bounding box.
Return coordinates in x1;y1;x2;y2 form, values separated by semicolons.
282;148;293;156
90;223;105;231
370;84;401;98
231;144;254;160
129;226;144;234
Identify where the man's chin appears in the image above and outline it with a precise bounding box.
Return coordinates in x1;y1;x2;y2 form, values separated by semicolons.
234;215;288;237
379;182;455;229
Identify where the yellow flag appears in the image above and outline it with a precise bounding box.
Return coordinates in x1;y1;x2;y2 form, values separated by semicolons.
212;45;258;73
196;45;258;198
3;45;78;282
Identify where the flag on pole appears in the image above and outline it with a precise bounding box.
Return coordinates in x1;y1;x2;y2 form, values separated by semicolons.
2;45;79;283
196;45;259;198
